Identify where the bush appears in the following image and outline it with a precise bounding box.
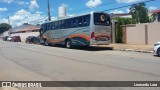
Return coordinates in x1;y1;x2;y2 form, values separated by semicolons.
115;18;136;43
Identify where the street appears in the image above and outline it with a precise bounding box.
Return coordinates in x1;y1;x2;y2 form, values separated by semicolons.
0;40;160;90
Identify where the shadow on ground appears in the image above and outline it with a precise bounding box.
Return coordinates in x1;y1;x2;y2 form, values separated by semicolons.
71;46;113;51
153;55;160;57
45;44;113;51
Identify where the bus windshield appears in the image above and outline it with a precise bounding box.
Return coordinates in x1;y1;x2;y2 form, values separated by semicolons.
94;13;110;26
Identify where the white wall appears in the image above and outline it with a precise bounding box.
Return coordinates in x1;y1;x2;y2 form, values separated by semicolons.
2;31;10;37
11;32;39;42
148;23;160;45
126;22;160;45
126;24;146;45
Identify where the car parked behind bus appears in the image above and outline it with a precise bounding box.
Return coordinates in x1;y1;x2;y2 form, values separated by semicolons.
3;36;9;41
11;36;21;42
26;36;40;44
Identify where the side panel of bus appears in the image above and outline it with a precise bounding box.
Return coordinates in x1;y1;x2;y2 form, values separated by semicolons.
41;14;91;46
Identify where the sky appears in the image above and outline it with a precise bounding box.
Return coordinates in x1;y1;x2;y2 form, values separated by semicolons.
0;0;159;27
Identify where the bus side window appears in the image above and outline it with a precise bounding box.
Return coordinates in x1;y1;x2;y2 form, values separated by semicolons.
78;17;83;27
42;24;45;31
59;21;62;29
60;20;65;29
72;18;78;28
66;19;71;28
44;24;47;31
49;23;52;30
84;15;90;26
52;22;55;30
46;24;49;31
55;21;59;29
72;18;76;28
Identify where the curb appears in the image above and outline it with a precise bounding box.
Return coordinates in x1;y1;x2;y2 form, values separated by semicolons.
114;48;154;53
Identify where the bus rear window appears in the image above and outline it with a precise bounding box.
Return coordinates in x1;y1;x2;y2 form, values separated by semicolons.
94;13;110;26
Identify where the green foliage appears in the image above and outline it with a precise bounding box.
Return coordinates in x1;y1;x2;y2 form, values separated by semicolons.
115;18;136;43
36;24;41;26
0;23;12;34
129;2;149;23
150;13;158;22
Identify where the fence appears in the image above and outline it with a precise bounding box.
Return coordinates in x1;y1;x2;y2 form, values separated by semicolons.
122;22;160;45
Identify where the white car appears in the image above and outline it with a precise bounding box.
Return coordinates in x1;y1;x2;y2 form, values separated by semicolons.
154;42;160;56
7;36;13;41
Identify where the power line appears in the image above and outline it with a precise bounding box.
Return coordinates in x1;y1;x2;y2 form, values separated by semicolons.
69;0;156;14
26;0;157;25
1;0;157;26
70;1;117;13
103;0;156;12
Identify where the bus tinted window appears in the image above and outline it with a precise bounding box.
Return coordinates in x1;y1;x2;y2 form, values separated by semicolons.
49;23;52;30
94;13;110;26
42;24;45;31
55;21;59;29
52;22;55;30
78;17;83;27
60;20;65;29
72;18;78;28
84;15;90;26
66;19;71;28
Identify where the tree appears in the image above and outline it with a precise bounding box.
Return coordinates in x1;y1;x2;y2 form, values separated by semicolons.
0;23;12;34
129;2;149;23
115;18;136;43
36;24;41;26
150;13;158;22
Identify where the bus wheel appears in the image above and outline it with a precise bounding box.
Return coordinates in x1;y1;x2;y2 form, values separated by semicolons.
44;40;49;46
157;48;160;57
65;40;72;48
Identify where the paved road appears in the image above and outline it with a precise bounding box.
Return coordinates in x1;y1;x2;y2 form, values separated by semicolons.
0;40;160;90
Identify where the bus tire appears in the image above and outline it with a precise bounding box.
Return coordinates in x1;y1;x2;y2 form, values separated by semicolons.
44;39;49;46
157;48;160;57
65;39;72;48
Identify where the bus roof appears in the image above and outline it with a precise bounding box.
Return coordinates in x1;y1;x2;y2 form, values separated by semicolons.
42;11;109;24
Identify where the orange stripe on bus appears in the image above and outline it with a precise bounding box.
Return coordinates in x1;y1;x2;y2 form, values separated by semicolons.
69;34;90;42
42;34;90;43
95;34;111;38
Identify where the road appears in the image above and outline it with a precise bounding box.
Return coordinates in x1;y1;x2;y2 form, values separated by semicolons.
0;40;160;90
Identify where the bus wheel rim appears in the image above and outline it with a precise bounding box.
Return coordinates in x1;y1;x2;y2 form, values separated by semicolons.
45;41;48;45
66;41;71;48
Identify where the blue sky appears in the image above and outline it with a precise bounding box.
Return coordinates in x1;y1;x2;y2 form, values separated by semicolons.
0;0;159;27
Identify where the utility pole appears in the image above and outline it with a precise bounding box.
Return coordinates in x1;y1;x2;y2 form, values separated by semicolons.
8;16;10;25
48;0;51;21
7;16;11;36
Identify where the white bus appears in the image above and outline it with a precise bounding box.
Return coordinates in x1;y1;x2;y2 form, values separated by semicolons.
40;12;111;48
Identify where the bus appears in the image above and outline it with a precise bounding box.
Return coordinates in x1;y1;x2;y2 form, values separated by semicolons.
40;12;111;48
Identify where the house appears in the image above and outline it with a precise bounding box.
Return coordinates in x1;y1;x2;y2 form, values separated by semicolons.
111;13;132;19
10;25;40;42
149;9;160;22
1;30;10;37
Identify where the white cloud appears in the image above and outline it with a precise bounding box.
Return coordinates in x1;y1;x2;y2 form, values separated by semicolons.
149;6;157;11
29;0;39;10
126;8;130;13
4;9;47;26
25;2;30;5
0;8;8;12
16;1;25;5
0;0;14;3
0;18;8;23
16;1;30;5
86;0;102;8
117;0;142;3
110;10;124;14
